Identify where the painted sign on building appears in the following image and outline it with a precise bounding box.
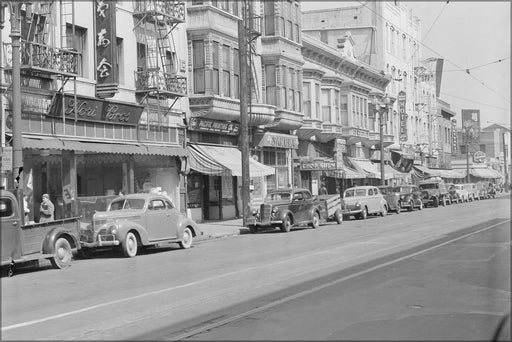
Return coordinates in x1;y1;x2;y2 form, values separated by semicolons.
398;91;407;142
94;0;118;98
461;109;480;143
300;160;337;171
253;132;299;149
451;119;458;154
188;117;240;135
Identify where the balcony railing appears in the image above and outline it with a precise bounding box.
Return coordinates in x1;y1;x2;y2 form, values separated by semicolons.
133;1;186;23
4;41;80;77
135;70;187;98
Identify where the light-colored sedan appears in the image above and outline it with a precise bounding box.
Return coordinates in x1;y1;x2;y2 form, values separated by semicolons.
80;193;200;257
342;186;389;220
453;184;470;202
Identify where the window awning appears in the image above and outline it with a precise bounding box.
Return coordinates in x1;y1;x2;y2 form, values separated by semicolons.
413;165;442;177
437;169;466;179
470;168;502;179
349;158;393;179
187;144;275;177
22;136;188;156
384;164;409;178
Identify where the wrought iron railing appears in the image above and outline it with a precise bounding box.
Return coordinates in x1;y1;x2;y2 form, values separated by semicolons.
133;1;186;22
135;70;187;97
14;41;81;76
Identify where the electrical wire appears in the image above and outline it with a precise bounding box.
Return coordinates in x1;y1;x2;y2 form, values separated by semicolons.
440;92;510;111
356;1;511;103
443;57;510;72
422;2;448;42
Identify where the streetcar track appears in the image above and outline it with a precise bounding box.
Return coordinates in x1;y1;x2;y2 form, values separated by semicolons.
163;219;510;341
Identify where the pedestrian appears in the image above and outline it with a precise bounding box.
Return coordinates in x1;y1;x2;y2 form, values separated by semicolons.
319;183;328;195
39;194;55;223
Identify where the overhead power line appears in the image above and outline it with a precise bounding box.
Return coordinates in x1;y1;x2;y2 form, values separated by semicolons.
440;91;510;111
443;57;510;72
356;1;511;103
422;2;448;41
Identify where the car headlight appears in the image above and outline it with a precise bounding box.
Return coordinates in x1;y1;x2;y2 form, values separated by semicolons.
355;202;360;207
107;223;119;235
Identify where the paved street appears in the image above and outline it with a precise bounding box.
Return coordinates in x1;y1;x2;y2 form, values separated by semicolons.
1;195;510;340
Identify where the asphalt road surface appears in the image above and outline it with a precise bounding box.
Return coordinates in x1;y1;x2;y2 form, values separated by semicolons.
2;195;510;341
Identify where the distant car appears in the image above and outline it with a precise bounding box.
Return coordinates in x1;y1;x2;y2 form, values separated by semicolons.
247;188;322;233
446;183;462;204
419;179;450;207
462;183;479;201
342;186;388;220
475;182;489;200
377;186;401;214
453;184;470;202
392;184;423;211
80;193;199;257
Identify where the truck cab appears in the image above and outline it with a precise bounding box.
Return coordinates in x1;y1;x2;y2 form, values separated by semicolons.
1;190;81;271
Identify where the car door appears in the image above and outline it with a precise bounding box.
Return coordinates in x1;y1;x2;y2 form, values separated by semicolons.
0;196;21;262
164;199;180;239
411;186;420;205
373;187;384;212
290;191;303;222
146;198;173;240
367;188;376;213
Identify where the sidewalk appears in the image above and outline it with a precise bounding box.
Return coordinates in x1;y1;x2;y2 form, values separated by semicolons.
195;218;248;242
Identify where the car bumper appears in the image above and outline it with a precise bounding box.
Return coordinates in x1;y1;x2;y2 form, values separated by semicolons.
80;233;120;248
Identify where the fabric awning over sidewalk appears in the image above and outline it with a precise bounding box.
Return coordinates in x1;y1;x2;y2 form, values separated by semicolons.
349;158;393;179
470;168;502;179
187;144;275;177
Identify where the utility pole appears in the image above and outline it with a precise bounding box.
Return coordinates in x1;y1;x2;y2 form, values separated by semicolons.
466;140;470;183
238;0;250;227
502;131;508;191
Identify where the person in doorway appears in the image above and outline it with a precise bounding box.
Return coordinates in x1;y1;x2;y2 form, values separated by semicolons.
319;183;328;195
39;194;55;223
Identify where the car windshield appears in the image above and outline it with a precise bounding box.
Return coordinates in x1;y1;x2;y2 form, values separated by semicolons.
344;189;366;197
109;198;146;210
419;183;438;189
265;192;291;201
393;186;410;193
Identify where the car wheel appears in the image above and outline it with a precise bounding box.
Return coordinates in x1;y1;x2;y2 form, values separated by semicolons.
249;225;258;234
359;207;368;220
380;205;387;217
433;197;439;207
50;237;73;269
122;232;138;257
179;227;193;249
408;201;413;212
310;211;320;229
395;206;401;214
281;215;292;232
335;209;343;224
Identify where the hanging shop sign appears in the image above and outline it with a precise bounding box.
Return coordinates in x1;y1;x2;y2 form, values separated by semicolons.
398;91;408;142
188;117;240;135
300;160;337;171
473;151;486;163
94;0;118;98
451;119;458;154
253;132;299;149
47;93;143;125
462;109;480;143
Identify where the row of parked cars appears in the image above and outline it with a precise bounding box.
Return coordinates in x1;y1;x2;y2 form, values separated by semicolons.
245;178;500;233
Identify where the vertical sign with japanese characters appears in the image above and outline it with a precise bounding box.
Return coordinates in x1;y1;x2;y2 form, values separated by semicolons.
398;91;408;142
461;109;480;143
94;0;118;98
451;119;458;154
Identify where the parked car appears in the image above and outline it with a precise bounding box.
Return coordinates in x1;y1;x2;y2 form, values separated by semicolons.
462;183;479;201
391;184;423;211
79;193;199;257
446;183;462;204
1;189;82;271
475;182;489;200
342;186;388;220
453;184;470;202
377;186;401;214
418;178;450;207
247;188;323;233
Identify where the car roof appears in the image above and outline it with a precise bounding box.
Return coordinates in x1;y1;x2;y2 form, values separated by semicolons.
114;193;170;201
269;188;309;193
345;186;375;190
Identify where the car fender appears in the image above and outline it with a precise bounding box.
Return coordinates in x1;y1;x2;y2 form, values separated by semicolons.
42;226;81;255
178;217;199;238
278;209;294;224
114;221;149;245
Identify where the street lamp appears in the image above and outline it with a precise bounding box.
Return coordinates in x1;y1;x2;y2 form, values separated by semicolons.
372;95;392;186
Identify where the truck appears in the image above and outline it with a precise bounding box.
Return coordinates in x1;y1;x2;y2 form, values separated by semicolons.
1;189;82;274
418;178;450;207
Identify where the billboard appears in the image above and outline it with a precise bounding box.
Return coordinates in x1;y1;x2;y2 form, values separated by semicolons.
461;109;480;143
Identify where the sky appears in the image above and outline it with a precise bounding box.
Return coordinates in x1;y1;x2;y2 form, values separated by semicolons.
300;1;511;130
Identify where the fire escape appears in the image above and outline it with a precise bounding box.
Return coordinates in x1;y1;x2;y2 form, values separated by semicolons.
132;0;187;126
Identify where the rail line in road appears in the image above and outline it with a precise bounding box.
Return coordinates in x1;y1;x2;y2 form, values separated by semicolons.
161;218;510;341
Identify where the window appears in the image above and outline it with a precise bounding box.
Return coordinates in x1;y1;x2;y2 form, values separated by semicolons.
116;37;124;84
233;48;239;99
264;1;275;35
165;50;177;75
322;89;331;122
222;45;230;97
192;41;205;93
315;83;321;118
66;24;87;76
212;41;220;95
368;189;374;196
303;82;311;118
231;1;239;16
480;144;487;153
165;200;175;209
265;65;276;105
334;90;340;124
137;43;146;71
149;200;165;210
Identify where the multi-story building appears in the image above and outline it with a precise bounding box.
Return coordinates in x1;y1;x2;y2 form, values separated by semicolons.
1;1;189;222
435;98;456;169
302;1;448;168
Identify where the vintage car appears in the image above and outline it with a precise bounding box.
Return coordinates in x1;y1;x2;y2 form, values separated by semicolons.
475;181;489;200
453;184;470;202
247;188;322;233
419;178;450;207
462;183;479;201
342;186;388;220
80;193;200;257
446;183;462;204
377;186;401;214
391;184;423;211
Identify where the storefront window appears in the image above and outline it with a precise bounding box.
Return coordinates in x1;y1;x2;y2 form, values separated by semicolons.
221;175;234;205
187;173;202;208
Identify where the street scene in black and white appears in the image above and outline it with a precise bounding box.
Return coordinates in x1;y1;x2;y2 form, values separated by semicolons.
0;0;510;341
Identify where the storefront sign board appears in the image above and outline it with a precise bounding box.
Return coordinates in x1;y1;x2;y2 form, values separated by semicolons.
188;117;240;135
253;132;299;149
300;160;337;171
